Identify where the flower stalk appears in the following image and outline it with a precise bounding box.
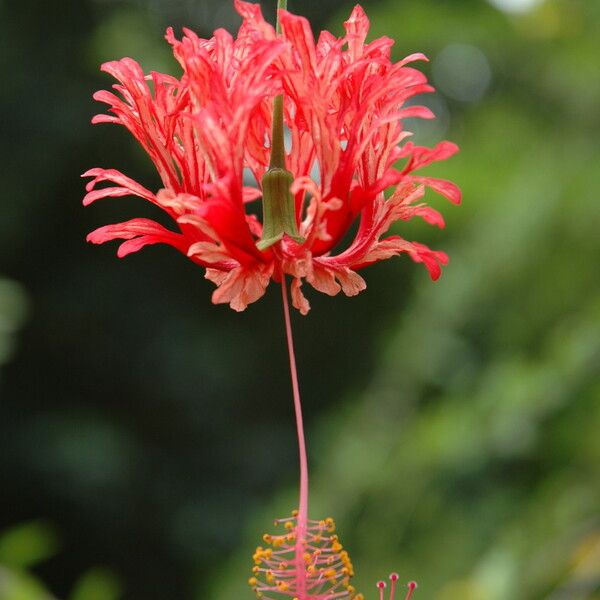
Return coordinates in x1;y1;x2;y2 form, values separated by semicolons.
281;276;309;598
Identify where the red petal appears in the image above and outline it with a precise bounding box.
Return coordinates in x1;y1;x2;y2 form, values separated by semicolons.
82;168;157;205
401;141;460;171
344;5;370;59
398;106;435;120
406;241;449;280
412;176;462;204
335;268;366;296
291;278;310;315
209;265;272;312
398;52;429;66
86;218;188;258
413;205;445;228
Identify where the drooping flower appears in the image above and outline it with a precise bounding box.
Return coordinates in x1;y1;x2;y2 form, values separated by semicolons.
84;0;460;314
249;512;417;600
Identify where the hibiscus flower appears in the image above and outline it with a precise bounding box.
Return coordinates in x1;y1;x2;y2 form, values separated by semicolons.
83;0;460;314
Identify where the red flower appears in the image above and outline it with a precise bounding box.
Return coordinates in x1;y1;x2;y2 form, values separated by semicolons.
84;1;460;314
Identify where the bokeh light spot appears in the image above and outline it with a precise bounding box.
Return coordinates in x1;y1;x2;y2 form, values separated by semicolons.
487;0;545;14
433;44;492;103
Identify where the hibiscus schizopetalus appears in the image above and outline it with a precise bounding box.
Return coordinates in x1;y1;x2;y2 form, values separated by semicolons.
84;0;460;314
84;2;459;597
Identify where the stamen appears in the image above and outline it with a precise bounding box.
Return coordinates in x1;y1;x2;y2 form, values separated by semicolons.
249;513;360;600
405;581;418;600
374;574;417;600
389;572;399;600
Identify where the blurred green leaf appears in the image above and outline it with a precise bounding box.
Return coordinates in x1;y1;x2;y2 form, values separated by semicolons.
0;522;60;570
0;566;56;600
70;568;122;600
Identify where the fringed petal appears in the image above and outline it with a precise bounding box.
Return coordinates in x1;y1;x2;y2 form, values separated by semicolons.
361;237;449;280
206;264;273;312
411;205;446;228
187;242;232;264
334;268;367;296
411;176;462;204
290;277;310;315
82;168;157;206
344;5;370;60
307;265;341;296
397;105;436;120
400;141;460;171
86;218;189;258
406;241;449;280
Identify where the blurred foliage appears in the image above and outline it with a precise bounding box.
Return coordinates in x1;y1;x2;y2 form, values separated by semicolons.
0;0;599;600
0;522;60;570
69;568;122;600
0;523;120;600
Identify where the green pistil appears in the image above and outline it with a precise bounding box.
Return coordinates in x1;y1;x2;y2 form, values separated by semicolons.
276;0;286;34
269;95;286;171
257;0;304;251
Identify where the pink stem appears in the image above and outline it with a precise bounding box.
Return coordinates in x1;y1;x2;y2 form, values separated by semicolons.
281;276;309;598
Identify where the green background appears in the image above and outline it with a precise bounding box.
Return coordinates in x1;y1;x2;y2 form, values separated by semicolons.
0;0;599;599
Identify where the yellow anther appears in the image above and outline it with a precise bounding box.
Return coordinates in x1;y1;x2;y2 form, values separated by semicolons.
307;565;316;575
252;566;260;573
266;571;275;584
332;541;343;552
286;533;296;542
272;537;283;548
292;509;299;517
348;585;356;594
325;517;336;532
264;549;273;559
355;594;364;600
263;534;272;544
277;581;290;592
314;534;322;543
285;521;294;531
279;561;288;569
324;568;337;579
248;577;258;587
303;552;312;563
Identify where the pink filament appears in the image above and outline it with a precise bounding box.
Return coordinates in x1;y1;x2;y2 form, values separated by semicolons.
281;276;309;599
405;582;418;600
389;573;398;600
